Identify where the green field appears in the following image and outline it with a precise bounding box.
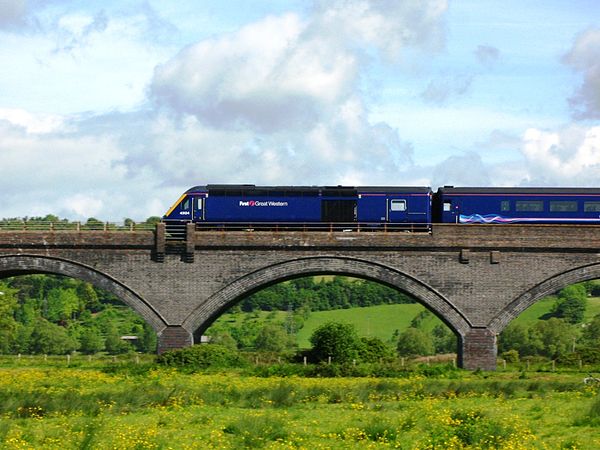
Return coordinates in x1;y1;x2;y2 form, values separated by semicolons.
212;296;600;349
1;362;600;449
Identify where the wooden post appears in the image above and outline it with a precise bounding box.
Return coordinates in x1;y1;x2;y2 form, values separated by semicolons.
303;356;307;366
328;356;331;365
67;354;71;366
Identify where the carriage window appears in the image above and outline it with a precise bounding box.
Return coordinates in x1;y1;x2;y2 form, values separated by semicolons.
501;201;510;211
584;202;600;212
443;201;452;212
390;199;407;211
515;201;543;212
550;201;577;212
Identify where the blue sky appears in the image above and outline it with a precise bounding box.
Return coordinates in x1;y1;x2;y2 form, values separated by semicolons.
1;0;599;220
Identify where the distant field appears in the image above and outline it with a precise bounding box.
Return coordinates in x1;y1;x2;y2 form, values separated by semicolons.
510;296;600;326
211;297;600;349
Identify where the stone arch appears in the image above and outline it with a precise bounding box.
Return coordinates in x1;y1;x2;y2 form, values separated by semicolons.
183;255;472;339
0;254;167;334
489;261;600;334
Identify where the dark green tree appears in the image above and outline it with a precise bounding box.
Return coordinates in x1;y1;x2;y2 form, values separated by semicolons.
29;318;78;354
79;327;105;354
498;322;530;355
553;284;587;324
309;321;363;363
358;336;394;362
0;283;19;353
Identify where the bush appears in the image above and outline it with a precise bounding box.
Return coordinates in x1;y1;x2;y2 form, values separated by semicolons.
309;322;363;364
501;349;520;363
156;344;248;370
396;327;434;357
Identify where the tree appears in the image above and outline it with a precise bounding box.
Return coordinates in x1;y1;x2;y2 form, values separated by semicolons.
359;336;394;362
432;324;457;354
553;284;587;324
79;327;105;354
0;283;19;353
254;323;294;352
498;322;530;355
582;313;600;345
309;322;363;363
29;318;78;354
528;318;576;358
396;327;434;357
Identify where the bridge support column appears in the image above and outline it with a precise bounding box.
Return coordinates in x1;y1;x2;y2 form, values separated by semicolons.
157;326;193;354
458;328;497;371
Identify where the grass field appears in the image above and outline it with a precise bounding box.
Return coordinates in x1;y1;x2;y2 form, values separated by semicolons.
1;361;600;449
212;297;600;349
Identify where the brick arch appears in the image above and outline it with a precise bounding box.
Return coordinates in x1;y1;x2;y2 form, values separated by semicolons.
0;254;167;334
183;256;472;338
489;261;600;334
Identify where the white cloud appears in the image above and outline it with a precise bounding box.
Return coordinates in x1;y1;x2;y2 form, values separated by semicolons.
520;125;600;185
0;108;65;133
563;27;600;119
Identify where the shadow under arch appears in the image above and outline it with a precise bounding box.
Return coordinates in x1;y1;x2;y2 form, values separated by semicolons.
183;255;472;340
489;261;600;335
0;254;168;334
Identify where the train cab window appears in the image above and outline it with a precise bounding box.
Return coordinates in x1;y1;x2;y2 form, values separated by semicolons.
501;201;510;212
390;199;407;211
584;202;600;212
516;201;543;212
443;201;452;212
550;201;578;212
180;198;191;210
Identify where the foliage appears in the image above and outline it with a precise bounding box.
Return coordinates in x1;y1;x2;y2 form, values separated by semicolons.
396;327;435;357
309;321;364;363
240;276;415;312
254;323;295;352
553;284;587;324
156;344;248;370
1;274;157;355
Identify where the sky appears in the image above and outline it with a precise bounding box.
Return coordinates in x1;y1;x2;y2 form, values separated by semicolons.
1;0;599;221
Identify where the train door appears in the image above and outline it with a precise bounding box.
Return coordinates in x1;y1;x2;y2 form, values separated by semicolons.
321;200;357;222
194;197;204;221
387;198;409;223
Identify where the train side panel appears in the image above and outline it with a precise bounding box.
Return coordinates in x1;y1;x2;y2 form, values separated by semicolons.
437;187;600;224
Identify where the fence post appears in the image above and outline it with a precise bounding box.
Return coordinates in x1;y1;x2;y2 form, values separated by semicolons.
328;356;331;365
303;356;307;366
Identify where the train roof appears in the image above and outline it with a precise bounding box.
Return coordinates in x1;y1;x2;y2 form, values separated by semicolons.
436;186;600;195
185;185;431;195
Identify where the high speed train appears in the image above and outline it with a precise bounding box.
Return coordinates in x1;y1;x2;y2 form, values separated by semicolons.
162;184;600;229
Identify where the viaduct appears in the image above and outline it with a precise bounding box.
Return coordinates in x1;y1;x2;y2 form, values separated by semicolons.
1;223;600;370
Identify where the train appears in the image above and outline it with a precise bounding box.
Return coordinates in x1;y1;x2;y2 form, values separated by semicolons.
162;184;600;231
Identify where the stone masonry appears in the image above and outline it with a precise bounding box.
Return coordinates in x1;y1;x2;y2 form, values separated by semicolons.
1;224;600;370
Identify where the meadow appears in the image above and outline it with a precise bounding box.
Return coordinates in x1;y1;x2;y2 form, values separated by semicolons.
1;358;600;449
212;297;600;349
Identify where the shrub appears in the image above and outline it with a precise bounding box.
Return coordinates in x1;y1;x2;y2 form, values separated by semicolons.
156;344;248;370
309;322;363;364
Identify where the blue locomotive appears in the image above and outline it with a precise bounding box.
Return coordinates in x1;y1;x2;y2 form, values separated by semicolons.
162;184;600;229
163;184;432;229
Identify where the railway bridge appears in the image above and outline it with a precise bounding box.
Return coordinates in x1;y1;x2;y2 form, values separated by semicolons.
1;223;600;370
